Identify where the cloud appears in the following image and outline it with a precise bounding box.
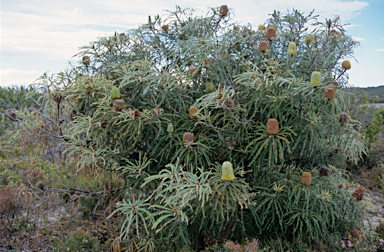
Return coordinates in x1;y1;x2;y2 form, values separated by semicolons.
352;37;365;41
0;69;42;87
374;49;384;52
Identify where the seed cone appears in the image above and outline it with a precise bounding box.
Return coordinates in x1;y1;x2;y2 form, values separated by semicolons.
332;81;339;87
221;161;235;181
266;27;276;40
300;172;312;185
352;186;365;201
132;109;139;119
161;25;169;32
266;119;279;135
189;107;198;119
225;136;236;151
52;91;63;104
323;85;336;100
258;40;269;54
342;60;351;70
183;132;195;144
310;71;321;86
203;59;212;70
339;112;349;125
189;67;198;76
5;109;17;121
114;99;125;112
82;56;90;67
219;5;228;17
68;110;77;121
319;166;331;177
349;229;361;240
111;87;121;99
288;42;297;56
225;98;235;109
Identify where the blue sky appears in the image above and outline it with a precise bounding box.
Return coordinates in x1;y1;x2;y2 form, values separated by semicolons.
1;0;383;88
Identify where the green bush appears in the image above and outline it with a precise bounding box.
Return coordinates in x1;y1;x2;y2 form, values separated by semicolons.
25;5;368;251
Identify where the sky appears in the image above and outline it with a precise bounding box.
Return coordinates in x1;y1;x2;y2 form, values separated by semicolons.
1;0;384;88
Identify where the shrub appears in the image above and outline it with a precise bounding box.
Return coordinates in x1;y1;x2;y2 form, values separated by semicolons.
24;5;367;251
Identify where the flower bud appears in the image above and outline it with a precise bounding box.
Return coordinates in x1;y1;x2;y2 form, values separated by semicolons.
310;71;321;86
208;82;215;93
167;123;174;133
161;25;169;32
114;99;125;112
258;24;265;30
288;42;297;56
220;5;228;17
82;56;90;67
183;132;195;143
189;107;198;119
111;87;121;99
221;161;235;181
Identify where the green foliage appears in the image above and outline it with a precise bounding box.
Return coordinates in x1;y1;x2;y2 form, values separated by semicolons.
53;228;101;252
24;5;369;251
363;107;384;143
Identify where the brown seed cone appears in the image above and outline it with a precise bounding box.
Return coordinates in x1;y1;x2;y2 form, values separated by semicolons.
319;166;331;177
300;172;312;185
266;27;276;40
189;67;198;76
82;56;90;67
36;181;44;190
5;109;18;121
258;40;269;54
339;112;349;125
132;109;139;119
183;132;195;143
203;59;212;70
52;91;63;104
68;110;77;121
342;60;351;70
349;229;361;240
266;118;279;135
189;107;198;119
332;81;339;87
323;85;336;100
352;186;365;201
161;25;169;32
114;99;125;112
219;5;228;17
120;33;125;36
225;98;235;109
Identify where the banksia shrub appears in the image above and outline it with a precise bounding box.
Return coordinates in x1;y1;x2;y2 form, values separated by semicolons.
352;186;365;201
111;87;121;99
342;60;351;70
221;161;235;181
82;56;90;67
220;5;228;17
183;132;195;143
300;172;312;185
319;166;330;177
339;112;349;125
266;27;276;40
189;67;198;76
310;71;321;86
113;99;125;112
266;118;279;135
288;42;297;56
189;107;198;119
323;85;336;100
349;228;361;240
258;40;269;54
